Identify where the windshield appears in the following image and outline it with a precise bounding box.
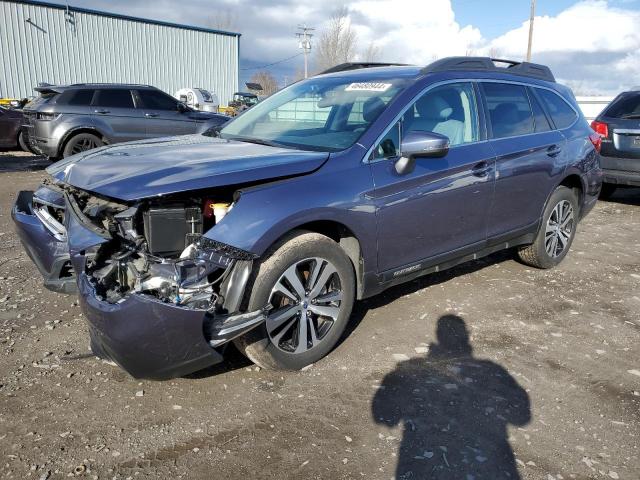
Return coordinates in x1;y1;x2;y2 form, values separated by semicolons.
219;75;409;151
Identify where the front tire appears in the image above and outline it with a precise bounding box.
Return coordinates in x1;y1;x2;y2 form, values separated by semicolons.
518;186;578;269
234;231;355;370
62;133;103;158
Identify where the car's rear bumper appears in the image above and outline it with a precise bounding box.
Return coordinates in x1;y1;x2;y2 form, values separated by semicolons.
600;155;640;186
11;191;76;294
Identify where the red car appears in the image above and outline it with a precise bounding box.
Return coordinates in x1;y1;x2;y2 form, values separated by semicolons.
0;106;29;151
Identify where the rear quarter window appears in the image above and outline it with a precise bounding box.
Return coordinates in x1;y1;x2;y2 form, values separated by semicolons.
57;89;96;106
604;93;640;119
536;89;578;129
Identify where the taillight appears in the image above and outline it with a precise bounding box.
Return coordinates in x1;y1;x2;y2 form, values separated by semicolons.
589;132;602;153
590;120;609;138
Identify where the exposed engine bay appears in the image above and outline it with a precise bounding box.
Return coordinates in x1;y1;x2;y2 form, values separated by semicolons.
64;186;253;312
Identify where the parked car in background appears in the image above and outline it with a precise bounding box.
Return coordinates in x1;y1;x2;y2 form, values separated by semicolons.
174;87;220;112
13;57;602;379
23;83;230;160
591;88;640;197
0;105;29;151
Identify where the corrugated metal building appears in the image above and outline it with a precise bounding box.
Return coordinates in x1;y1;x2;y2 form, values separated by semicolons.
0;0;240;103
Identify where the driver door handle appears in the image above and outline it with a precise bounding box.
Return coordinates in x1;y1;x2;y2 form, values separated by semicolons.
145;113;158;118
471;161;491;177
93;109;109;114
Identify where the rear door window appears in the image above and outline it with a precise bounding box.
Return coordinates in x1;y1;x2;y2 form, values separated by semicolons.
482;83;534;139
137;90;180;111
604;92;640;119
93;89;135;109
536;89;578;129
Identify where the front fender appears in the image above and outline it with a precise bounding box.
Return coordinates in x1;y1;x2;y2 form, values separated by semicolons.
203;154;377;273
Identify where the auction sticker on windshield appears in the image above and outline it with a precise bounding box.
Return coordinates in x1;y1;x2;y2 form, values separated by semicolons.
345;83;392;92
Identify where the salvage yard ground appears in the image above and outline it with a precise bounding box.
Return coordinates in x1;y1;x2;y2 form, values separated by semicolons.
0;150;638;480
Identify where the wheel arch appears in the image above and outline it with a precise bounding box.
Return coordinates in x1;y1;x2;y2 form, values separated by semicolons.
58;127;107;157
557;172;585;214
265;220;366;300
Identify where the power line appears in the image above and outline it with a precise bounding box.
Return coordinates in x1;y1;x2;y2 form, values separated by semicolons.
240;52;303;71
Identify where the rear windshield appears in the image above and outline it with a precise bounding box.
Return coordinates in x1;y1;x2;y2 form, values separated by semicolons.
605;92;640;119
28;92;57;109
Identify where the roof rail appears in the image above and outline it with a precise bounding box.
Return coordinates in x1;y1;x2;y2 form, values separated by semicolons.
421;57;556;82
318;62;410;75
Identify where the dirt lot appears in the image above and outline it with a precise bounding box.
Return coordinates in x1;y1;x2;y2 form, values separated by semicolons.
0;150;638;480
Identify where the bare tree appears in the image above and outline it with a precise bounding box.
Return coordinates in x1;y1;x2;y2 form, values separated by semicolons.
315;7;358;72
362;42;381;62
206;10;237;31
249;71;279;96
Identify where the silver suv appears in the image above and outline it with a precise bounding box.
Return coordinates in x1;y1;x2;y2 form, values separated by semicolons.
23;83;229;159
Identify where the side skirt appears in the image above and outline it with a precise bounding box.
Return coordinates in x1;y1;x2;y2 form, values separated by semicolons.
362;231;536;299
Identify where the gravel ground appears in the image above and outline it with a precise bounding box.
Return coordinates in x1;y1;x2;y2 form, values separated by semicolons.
0;150;638;480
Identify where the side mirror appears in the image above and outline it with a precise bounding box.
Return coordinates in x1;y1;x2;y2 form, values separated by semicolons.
177;102;189;113
395;131;450;175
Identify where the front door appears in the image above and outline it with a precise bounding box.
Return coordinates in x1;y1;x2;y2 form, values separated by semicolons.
370;82;496;274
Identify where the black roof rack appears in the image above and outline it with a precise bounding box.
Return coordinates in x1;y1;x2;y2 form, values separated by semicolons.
318;62;410;75
421;57;555;82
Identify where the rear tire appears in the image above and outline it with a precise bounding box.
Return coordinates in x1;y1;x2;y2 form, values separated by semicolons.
518;186;578;269
62;133;103;158
17;131;29;152
234;231;355;370
599;183;617;200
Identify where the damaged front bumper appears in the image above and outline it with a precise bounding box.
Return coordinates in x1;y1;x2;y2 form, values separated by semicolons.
13;187;268;379
78;272;267;379
11;190;76;293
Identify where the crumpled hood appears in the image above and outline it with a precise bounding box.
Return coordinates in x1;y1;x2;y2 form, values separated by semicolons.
47;135;329;201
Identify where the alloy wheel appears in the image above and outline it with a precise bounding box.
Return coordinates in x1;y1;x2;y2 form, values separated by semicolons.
545;200;574;258
71;138;98;154
266;257;343;354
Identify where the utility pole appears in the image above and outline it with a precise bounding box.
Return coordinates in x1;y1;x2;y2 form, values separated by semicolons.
296;24;314;78
526;0;536;62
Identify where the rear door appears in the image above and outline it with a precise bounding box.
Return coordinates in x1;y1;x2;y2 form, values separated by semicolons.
91;89;146;143
597;92;640;166
135;89;196;137
482;82;566;241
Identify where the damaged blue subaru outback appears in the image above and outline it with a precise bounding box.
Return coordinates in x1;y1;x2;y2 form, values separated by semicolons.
13;58;602;379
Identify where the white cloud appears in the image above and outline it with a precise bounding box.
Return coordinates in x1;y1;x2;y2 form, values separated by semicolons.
485;1;640;94
349;0;483;63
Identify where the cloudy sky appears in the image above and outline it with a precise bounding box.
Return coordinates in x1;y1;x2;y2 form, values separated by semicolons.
49;0;640;94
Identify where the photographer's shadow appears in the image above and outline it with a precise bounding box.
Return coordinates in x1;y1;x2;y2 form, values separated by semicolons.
372;315;531;479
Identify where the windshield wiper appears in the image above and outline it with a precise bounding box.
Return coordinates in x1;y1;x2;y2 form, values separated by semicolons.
621;114;640;119
226;135;289;149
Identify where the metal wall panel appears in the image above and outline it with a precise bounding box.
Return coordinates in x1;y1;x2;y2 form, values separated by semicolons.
0;1;239;103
